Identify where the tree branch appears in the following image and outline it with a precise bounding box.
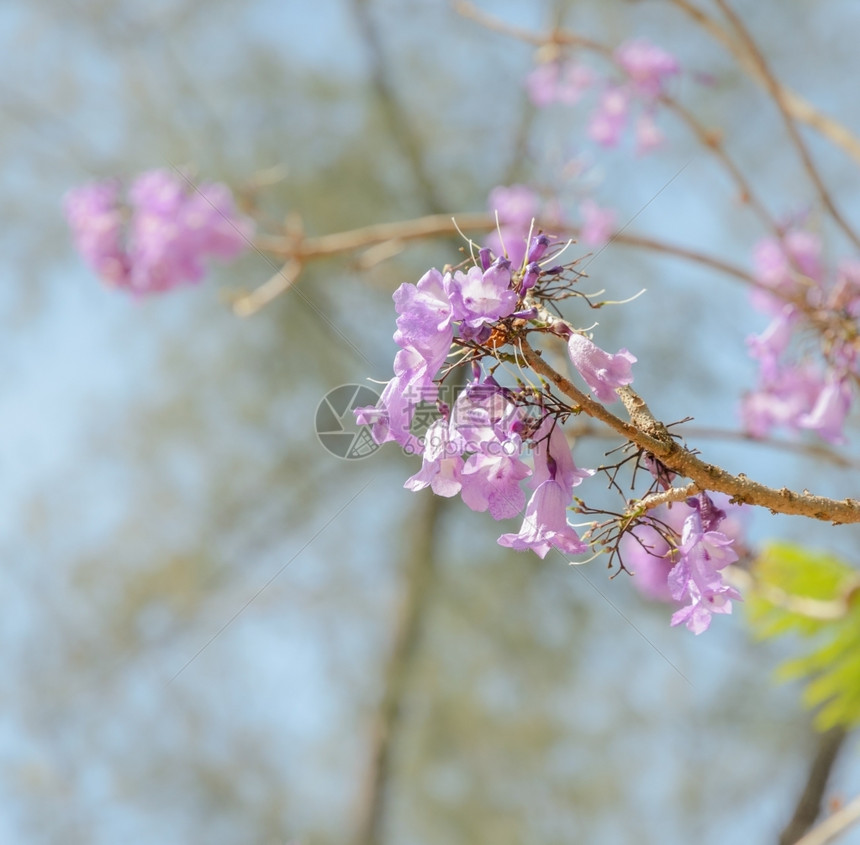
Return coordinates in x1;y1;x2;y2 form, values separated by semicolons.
793;788;860;845
668;0;860;167
518;337;860;524
713;0;860;249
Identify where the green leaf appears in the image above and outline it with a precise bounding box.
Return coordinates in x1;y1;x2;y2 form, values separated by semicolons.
746;541;860;730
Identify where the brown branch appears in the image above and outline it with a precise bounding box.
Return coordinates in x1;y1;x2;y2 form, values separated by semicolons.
351;0;445;214
713;0;860;250
793;789;860;845
242;211;756;311
351;475;444;845
779;728;848;844
659;95;777;232
519;337;860;524
668;0;860;167
452;0;606;53
569;420;860;472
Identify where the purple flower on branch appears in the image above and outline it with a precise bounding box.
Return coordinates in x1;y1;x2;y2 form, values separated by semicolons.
567;333;636;403
668;494;741;635
446;260;518;328
497;478;588;560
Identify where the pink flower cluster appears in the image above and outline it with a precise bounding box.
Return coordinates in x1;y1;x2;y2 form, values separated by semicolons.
622;493;745;634
487;184;617;259
356;240;638;561
64;169;253;295
526;37;680;154
741;228;858;444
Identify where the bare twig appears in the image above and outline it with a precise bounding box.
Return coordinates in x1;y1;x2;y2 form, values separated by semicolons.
352;0;445;213
246;210;756;300
713;0;860;249
668;0;860;167
659;95;776;232
793;790;860;845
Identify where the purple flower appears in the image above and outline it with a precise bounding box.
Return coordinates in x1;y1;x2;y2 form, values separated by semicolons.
751;229;823;314
623;494;745;608
404;418;464;497
393;267;454;367
799;377;852;445
588;86;630;148
127;170;252;294
357;268;456;448
567;333;636;403
449;379;512;448
527;234;551;264
356;347;435;449
614;39;680;99
460;441;531;520
740;362;823;438
65;169;253;295
497;478;588;559
64;181;130;287
447;260;518;328
530;417;594;494
579;199;616;248
526;60;594;107
668;494;741;635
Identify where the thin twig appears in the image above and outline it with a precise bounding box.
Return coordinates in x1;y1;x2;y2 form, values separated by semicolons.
713;0;860;250
352;0;445;213
456;0;779;234
668;0;860;167
659;95;776;232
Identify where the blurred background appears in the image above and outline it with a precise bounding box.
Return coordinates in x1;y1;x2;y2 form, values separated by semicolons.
3;0;860;842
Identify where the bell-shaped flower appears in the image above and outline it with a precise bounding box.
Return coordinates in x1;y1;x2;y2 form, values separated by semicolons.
460;437;531;520
799;377;852;445
404;418;463;497
668;495;741;635
567;333;636;403
497;478;588;560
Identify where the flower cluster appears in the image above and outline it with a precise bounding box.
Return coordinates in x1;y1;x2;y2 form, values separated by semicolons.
356;234;639;561
486;184;617;262
622;493;745;634
527;37;680;154
741;228;858;444
64;169;253;295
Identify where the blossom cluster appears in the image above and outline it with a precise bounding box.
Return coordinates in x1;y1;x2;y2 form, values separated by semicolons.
527;37;680;154
621;493;745;634
64;169;253;295
487;184;617;261
355;235;638;561
741;228;859;444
